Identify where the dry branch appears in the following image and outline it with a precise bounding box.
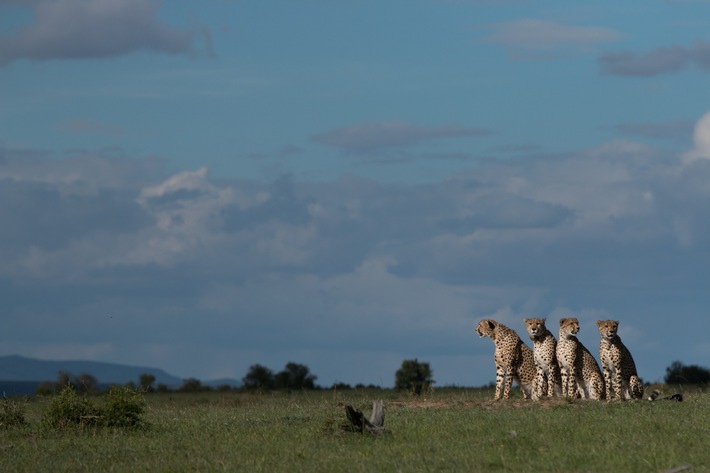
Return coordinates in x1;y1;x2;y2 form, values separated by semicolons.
343;400;389;435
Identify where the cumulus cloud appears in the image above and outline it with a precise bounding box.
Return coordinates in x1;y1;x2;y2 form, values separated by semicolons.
4;122;710;385
599;41;710;76
311;122;491;154
0;0;212;66
683;110;710;162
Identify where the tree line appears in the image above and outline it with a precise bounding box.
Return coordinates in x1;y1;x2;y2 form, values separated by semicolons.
33;358;435;395
32;359;709;396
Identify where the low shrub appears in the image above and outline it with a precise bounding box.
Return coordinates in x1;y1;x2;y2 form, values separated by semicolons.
102;385;146;427
40;384;148;430
41;384;100;428
0;396;27;429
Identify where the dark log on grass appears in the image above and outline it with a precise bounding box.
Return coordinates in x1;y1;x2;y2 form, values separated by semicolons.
343;400;388;435
647;389;683;402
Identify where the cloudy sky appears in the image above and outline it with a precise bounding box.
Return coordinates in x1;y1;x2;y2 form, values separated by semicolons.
2;0;710;388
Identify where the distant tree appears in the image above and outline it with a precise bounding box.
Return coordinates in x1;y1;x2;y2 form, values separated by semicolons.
36;381;55;396
355;383;382;390
57;371;73;390
395;358;434;395
47;371;99;394
664;361;710;385
330;382;353;390
179;378;209;393
242;364;275;391
74;373;99;395
139;374;156;393
274;362;317;390
155;383;170;393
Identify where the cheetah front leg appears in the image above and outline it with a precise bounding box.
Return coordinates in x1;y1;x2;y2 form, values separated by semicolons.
535;366;546;399
602;366;613;401
568;368;579;399
612;367;623;401
629;375;643;400
502;366;514;399
560;366;569;397
494;364;506;400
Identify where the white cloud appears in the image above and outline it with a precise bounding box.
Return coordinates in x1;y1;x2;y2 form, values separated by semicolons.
2;138;710;386
138;166;211;201
683;110;710;162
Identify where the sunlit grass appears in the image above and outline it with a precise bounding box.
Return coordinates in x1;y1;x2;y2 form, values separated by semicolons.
0;386;706;472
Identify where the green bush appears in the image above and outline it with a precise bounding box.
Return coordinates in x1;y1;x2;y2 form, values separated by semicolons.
102;385;146;428
0;397;27;429
395;358;434;395
42;385;100;428
41;384;147;430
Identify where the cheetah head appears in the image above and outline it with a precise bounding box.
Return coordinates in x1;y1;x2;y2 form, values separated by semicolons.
559;317;580;338
475;319;498;340
523;317;546;340
596;320;619;340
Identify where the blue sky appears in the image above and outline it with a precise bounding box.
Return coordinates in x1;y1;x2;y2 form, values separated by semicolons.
1;0;710;387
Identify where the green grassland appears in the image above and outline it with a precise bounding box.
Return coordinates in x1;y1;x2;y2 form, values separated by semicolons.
1;386;707;472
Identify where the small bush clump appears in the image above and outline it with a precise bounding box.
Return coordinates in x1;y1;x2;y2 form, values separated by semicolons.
0;397;27;429
41;384;146;429
102;385;146;427
42;385;100;428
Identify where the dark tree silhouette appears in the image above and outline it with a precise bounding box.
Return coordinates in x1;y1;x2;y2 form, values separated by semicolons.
57;371;73;389
664;361;710;385
242;364;275;391
275;362;317;390
395;358;433;395
74;373;99;394
179;378;209;393
139;374;156;392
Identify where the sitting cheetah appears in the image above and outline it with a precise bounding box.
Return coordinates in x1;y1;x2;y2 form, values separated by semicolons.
596;320;644;401
556;318;605;400
475;319;536;400
523;317;561;398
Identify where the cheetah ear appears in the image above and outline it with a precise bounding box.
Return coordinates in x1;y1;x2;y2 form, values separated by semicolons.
541;317;546;323
596;320;603;327
523;318;529;323
559;318;567;326
486;320;496;330
612;320;619;325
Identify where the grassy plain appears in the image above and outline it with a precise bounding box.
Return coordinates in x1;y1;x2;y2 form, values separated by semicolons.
0;386;707;472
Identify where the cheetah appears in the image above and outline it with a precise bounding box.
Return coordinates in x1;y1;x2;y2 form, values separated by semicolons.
523;317;561;398
556;318;605;400
596;320;644;401
475;319;536;400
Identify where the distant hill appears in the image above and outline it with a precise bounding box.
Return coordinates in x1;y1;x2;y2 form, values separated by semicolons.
0;354;184;387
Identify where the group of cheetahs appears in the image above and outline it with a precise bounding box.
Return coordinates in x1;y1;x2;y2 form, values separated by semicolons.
475;317;643;401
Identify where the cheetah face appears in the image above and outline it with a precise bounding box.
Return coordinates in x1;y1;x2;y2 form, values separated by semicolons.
524;317;546;338
596;320;619;340
559;317;580;338
475;319;497;339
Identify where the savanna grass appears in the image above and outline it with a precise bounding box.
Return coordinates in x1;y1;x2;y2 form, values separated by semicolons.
0;386;707;472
